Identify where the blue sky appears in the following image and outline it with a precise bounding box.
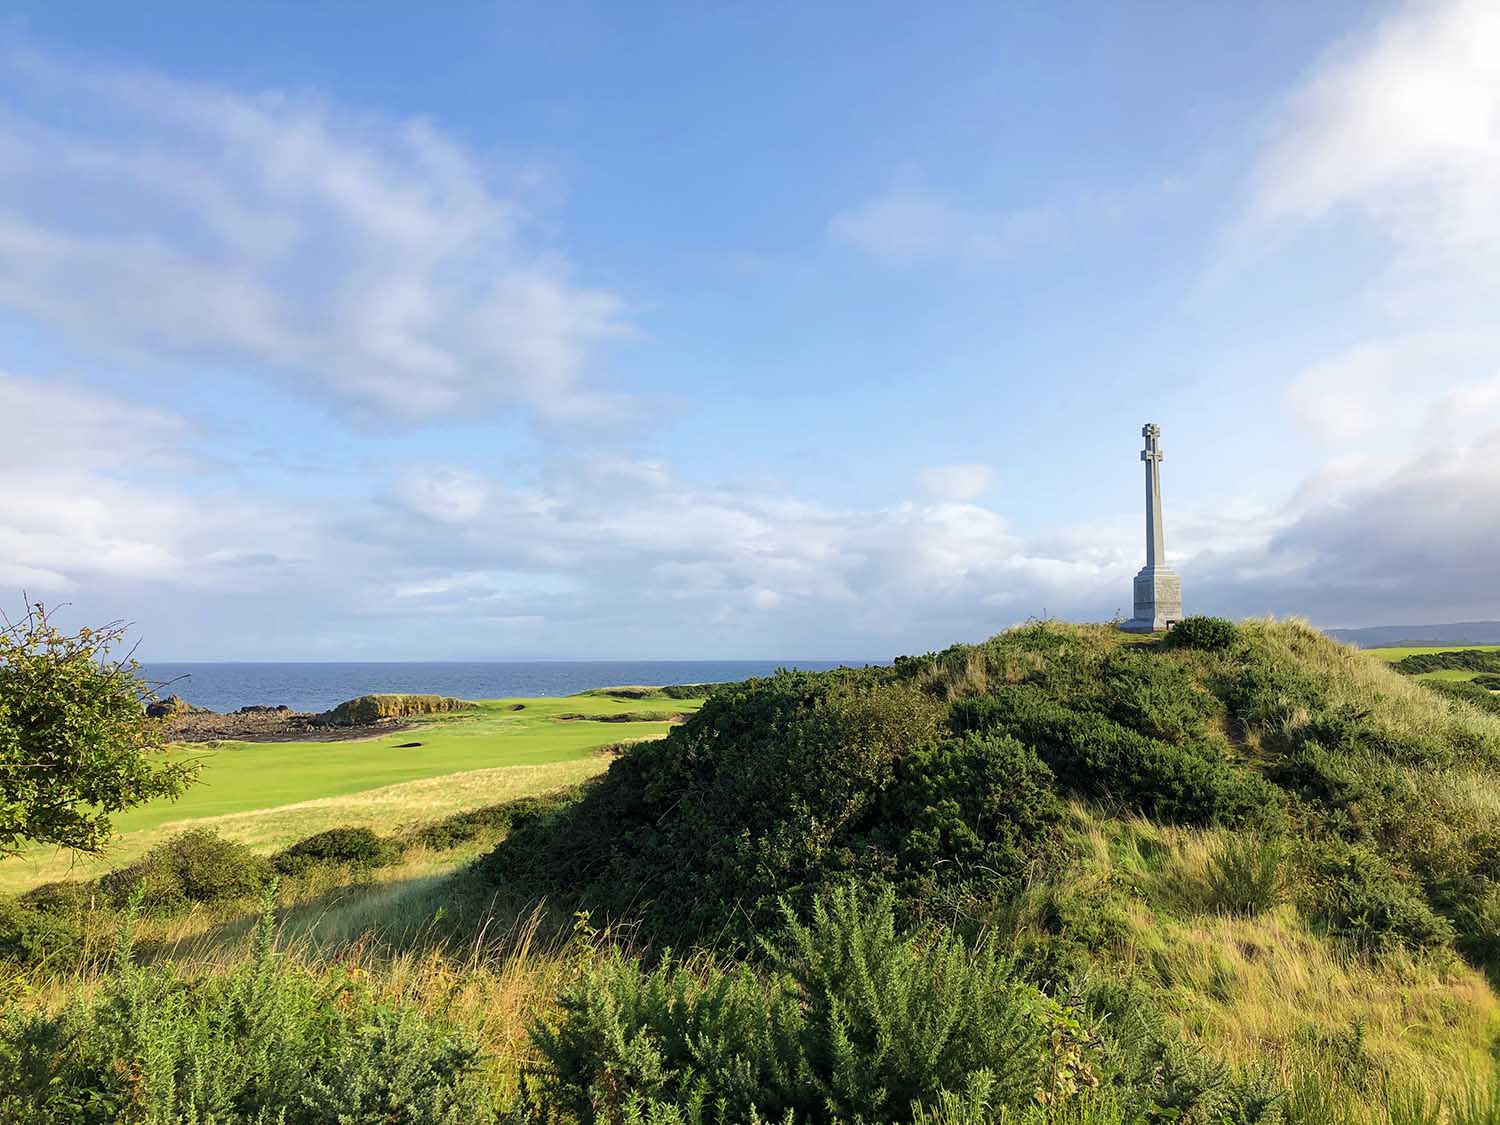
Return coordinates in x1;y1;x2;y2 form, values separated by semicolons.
2;1;1498;659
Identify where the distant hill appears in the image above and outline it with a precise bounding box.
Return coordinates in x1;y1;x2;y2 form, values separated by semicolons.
1327;621;1500;648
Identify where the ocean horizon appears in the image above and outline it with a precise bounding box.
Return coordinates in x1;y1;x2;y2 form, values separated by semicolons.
139;660;884;714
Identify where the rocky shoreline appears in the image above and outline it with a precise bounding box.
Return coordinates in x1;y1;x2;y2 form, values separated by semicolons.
160;708;415;744
146;693;463;744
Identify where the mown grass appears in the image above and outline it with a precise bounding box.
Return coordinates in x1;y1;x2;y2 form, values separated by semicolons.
1367;644;1500;663
1;693;695;894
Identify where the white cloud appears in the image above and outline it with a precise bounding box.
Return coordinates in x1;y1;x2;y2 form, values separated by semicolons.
1251;0;1500;275
7;372;1498;655
0;47;627;423
915;463;996;501
1285;342;1397;444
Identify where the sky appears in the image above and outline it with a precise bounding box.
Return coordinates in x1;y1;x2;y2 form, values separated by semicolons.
1;0;1498;660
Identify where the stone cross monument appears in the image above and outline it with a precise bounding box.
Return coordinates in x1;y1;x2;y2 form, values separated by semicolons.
1120;422;1183;633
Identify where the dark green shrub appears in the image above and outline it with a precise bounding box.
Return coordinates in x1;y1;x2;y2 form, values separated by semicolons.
272;827;402;876
99;828;272;911
0;896;496;1123
409;792;578;851
486;669;948;944
879;733;1063;895
1392;650;1500;676
0;897;81;969
18;879;92;915
1095;648;1219;741
1427;679;1500;716
1167;616;1240;652
526;888;1048;1123
1473;674;1500;691
1304;842;1454;953
1446;882;1500;968
957;686;1280;830
527;891;1285;1125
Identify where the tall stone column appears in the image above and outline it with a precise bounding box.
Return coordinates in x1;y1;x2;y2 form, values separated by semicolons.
1121;423;1183;633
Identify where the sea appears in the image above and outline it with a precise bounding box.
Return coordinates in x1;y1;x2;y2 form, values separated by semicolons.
138;660;878;714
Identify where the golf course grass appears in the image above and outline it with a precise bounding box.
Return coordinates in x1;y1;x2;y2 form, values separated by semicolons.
2;693;701;894
1366;643;1500;662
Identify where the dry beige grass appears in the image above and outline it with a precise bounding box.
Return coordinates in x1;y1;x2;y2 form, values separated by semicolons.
1039;805;1500;1108
1240;617;1500;755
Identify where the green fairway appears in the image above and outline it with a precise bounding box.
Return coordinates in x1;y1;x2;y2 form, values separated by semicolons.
2;694;700;893
113;694;699;835
1366;643;1500;662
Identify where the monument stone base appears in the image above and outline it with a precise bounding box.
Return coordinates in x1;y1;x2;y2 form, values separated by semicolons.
1120;566;1183;633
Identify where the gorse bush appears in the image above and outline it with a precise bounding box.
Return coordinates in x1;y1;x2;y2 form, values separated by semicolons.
1303;841;1455;953
100;828;272;911
487;669;955;943
272;826;403;876
522;890;1286;1125
0;896;81;969
409;792;578;852
1428;679;1500;715
1166;616;1240;652
1392;650;1500;676
954;686;1279;831
0;890;498;1124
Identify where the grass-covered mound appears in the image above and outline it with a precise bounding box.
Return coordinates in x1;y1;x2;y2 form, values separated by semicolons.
322;693;474;725
484;618;1500;965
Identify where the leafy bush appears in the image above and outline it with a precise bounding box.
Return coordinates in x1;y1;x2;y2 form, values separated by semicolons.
1473;673;1500;691
1202;836;1285;916
1094;649;1219;741
0;894;497;1124
0;602;195;855
1304;841;1454;953
272;826;403;876
1166;616;1240;652
100;828;273;911
0;897;81;969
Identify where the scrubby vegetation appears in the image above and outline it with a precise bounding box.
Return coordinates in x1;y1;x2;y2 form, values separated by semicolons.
7;620;1500;1122
1391;649;1500;676
1425;679;1500;714
0;892;499;1124
322;692;474;725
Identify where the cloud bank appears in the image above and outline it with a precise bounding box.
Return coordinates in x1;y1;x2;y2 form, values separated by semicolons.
0;48;626;423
